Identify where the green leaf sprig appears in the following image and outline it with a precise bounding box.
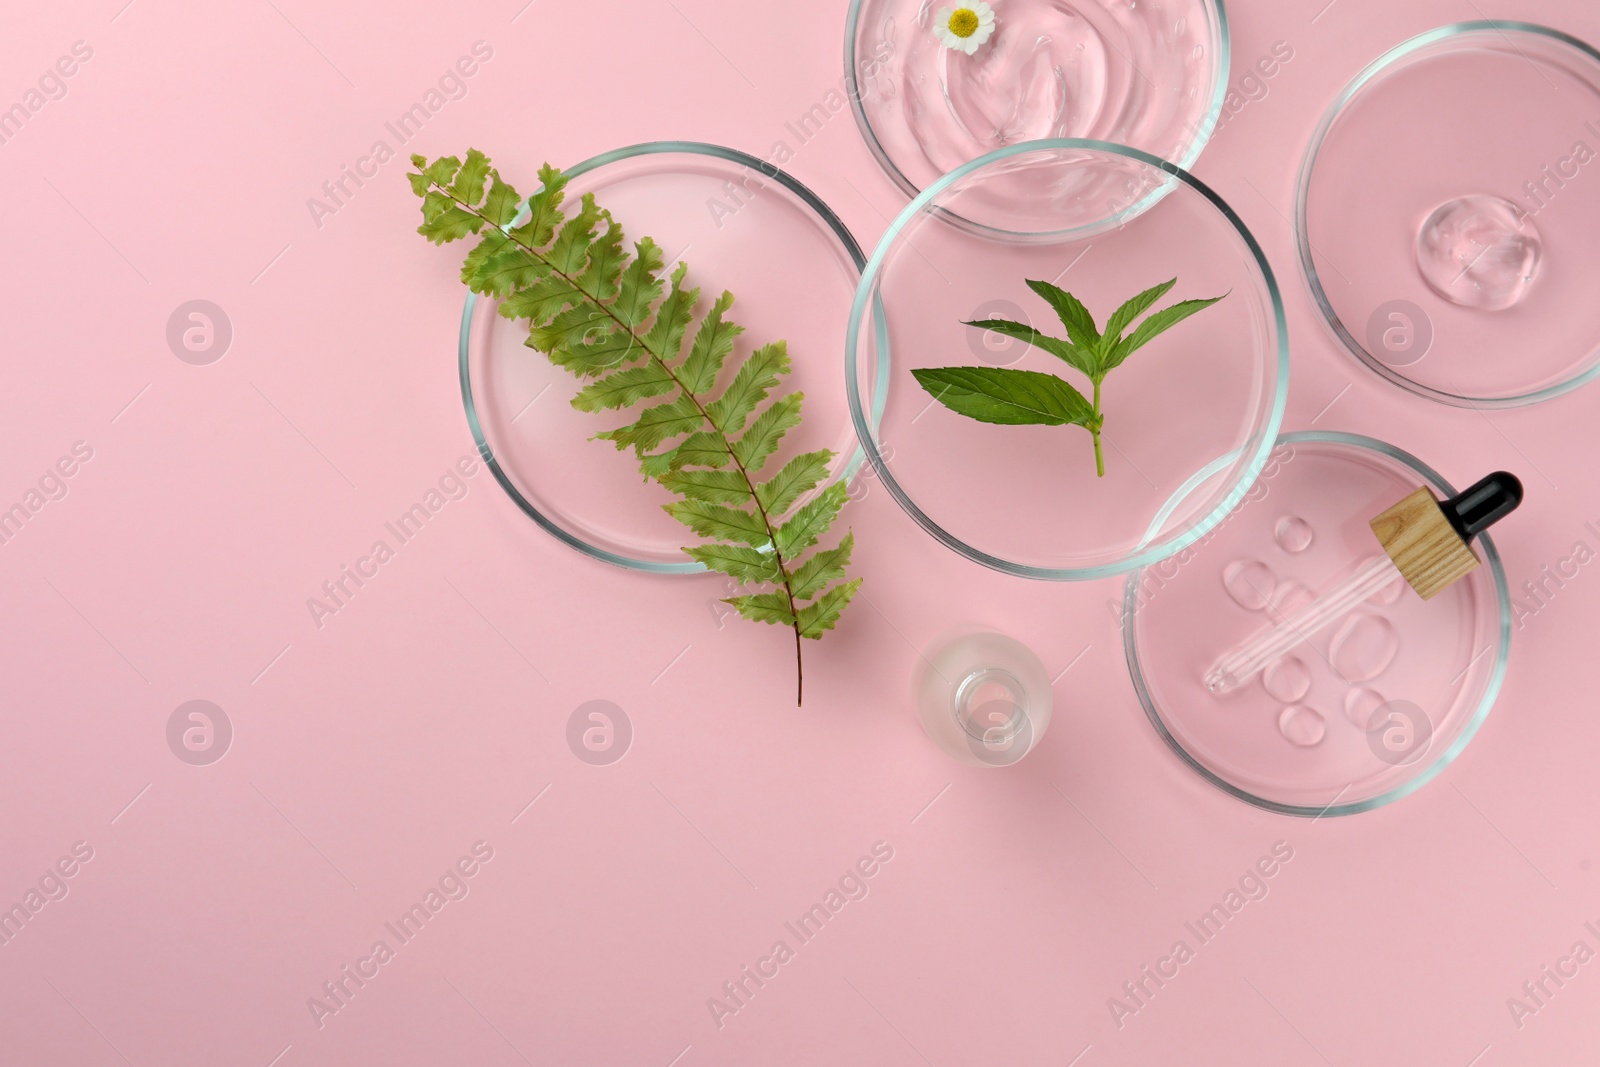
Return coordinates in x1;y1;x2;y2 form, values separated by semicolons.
912;278;1227;477
408;149;860;705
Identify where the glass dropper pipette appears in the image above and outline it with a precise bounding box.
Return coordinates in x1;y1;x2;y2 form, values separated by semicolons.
1202;471;1523;695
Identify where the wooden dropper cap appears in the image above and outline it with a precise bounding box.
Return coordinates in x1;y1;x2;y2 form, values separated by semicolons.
1368;472;1523;600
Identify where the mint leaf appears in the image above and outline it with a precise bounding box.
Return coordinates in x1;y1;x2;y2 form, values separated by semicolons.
1025;279;1101;359
1104;278;1177;344
1105;293;1228;371
963;318;1094;377
911;366;1094;427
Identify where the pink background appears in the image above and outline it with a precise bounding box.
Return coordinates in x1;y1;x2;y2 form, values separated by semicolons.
2;1;1598;1064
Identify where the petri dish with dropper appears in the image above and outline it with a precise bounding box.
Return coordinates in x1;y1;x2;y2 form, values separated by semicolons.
1297;22;1600;407
1123;432;1511;816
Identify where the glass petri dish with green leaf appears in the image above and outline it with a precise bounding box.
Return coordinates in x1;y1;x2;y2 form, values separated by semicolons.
845;139;1288;581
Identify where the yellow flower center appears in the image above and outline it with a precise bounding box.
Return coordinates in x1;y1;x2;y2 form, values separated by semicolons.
948;8;980;37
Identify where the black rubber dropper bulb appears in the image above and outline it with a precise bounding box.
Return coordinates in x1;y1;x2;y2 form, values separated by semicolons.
1440;471;1523;543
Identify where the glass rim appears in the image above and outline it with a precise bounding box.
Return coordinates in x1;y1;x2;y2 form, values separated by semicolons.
1294;20;1600;409
1123;430;1513;818
842;0;1233;222
459;139;888;575
844;137;1291;582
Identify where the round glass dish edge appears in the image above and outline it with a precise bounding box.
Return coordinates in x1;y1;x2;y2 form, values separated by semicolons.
1293;20;1600;409
842;0;1234;227
844;137;1292;582
459;139;891;575
1121;429;1513;817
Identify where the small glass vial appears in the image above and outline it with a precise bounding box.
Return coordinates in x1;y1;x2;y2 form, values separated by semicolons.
914;629;1053;767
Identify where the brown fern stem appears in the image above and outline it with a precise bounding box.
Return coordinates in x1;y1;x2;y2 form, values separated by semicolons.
432;179;808;704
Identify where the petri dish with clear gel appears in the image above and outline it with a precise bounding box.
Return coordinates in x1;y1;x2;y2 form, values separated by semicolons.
1297;22;1600;407
845;140;1288;581
1124;432;1511;817
460;142;888;573
847;0;1229;230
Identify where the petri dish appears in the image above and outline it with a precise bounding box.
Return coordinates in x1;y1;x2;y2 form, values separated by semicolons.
1297;22;1600;407
1124;432;1511;816
461;142;887;573
845;139;1288;581
846;0;1228;225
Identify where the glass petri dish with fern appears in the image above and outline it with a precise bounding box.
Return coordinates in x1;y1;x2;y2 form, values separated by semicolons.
459;141;887;574
845;139;1288;582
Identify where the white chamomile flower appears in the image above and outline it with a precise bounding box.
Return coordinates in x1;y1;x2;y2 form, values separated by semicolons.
933;2;997;56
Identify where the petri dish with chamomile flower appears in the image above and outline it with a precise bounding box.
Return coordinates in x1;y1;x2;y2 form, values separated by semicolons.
846;0;1230;223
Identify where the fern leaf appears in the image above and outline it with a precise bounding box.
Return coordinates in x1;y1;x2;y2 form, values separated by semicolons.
417;191;482;245
707;341;788;435
419;154;462;186
576;218;626;303
641;431;728;477
756;449;833;517
679;292;741;393
684;544;781;584
775;482;848;559
448;148;491;206
732;393;803;471
797;578;862;639
644;262;696;358
529;304;611;359
513;164;568;249
476;245;551;296
500;274;586;324
790;531;854;601
546;194;602;274
481;174;521;227
725;592;796;627
658;469;753;505
663;499;771;547
545;323;640;378
572;365;675;413
614;238;665;328
410;150;860;705
597;393;702;453
460;228;508;289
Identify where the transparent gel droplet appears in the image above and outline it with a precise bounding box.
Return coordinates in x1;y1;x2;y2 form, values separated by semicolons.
1274;516;1314;553
1330;613;1400;682
1345;687;1388;730
1262;656;1312;703
1279;705;1327;747
1223;560;1276;611
1416;195;1542;311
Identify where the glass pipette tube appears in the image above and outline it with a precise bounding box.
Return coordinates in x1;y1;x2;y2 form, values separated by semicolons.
1203;555;1402;695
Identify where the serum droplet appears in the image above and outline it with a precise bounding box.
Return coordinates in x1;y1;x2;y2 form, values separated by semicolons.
1279;705;1327;747
1263;656;1312;703
1330;613;1400;682
1416;194;1542;311
1274;516;1314;553
1223;560;1276;611
1344;687;1388;730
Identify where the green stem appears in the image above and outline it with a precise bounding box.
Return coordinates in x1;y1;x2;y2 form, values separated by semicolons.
1091;379;1105;478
